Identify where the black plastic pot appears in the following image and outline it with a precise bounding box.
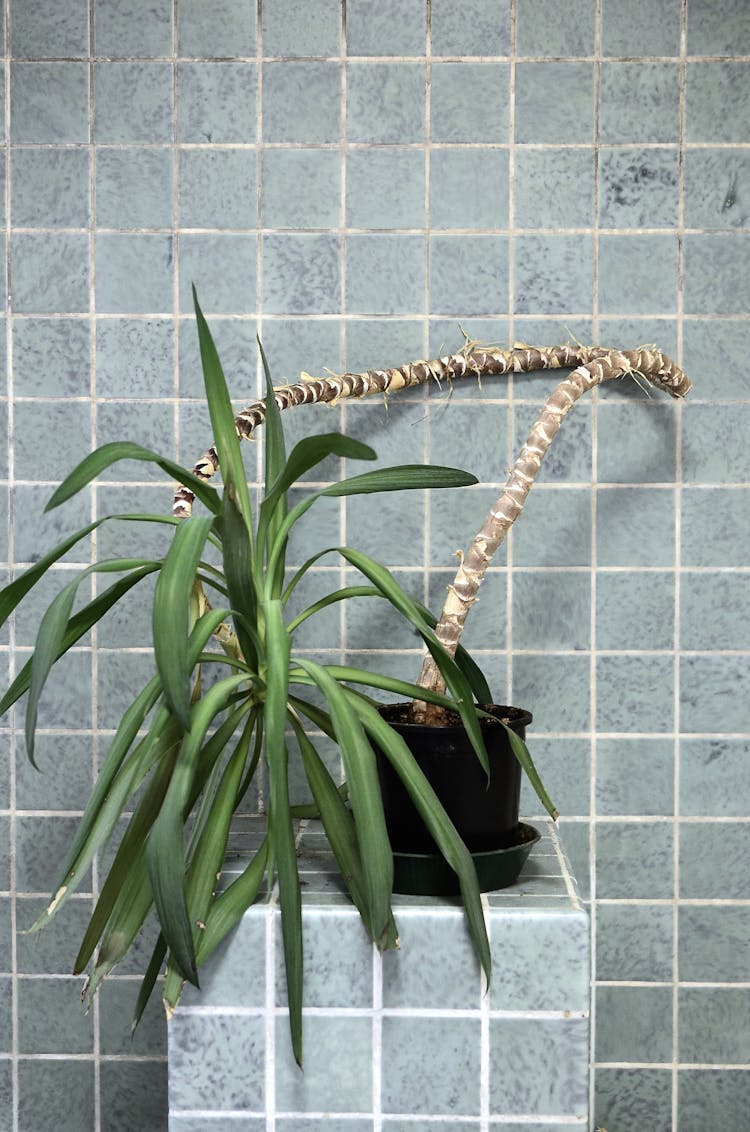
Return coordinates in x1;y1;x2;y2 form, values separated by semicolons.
375;703;539;895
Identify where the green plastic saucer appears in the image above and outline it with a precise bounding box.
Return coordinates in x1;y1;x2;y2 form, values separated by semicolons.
392;822;541;896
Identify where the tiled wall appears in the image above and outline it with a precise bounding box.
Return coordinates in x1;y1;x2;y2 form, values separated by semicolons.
1;1;749;1129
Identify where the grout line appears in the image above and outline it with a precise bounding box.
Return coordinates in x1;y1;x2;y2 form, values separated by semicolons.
505;0;516;706
339;0;348;687
422;0;432;617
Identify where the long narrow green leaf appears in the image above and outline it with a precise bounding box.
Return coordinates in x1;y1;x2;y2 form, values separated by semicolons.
191;836;269;970
45;442;221;514
296;659;393;949
289;665;455;710
263;598;303;1065
261;433;376;519
193;288;254;530
146;673;248;984
352;695;491;985
25;560;160;764
153;516;214;729
132;931;167;1036
498;720;558;820
84;843;155;1001
286;586;380;632
220;487;258;669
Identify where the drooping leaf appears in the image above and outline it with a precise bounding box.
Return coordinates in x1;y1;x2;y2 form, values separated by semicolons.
220;485;258;668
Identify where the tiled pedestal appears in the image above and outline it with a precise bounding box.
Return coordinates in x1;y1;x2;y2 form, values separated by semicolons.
168;820;590;1130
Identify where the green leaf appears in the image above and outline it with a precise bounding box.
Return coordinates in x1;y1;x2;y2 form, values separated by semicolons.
24;560;160;764
45;441;221;515
220;485;258;669
132;932;167;1036
286;586;381;634
353;695;491;985
146;673;248;985
295;660;393;949
262;432;376;517
263;598;303;1065
190;836;269;971
153;516;214;729
498;719;558;820
289;663;458;711
193;288;254;530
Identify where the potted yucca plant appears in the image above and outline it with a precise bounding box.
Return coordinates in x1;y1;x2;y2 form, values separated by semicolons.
0;290;692;1063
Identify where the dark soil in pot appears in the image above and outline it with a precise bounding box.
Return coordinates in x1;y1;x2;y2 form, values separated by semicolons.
375;702;533;855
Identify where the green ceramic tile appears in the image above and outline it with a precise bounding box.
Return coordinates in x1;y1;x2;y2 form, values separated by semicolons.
429;147;508;231
13;318;90;397
514;401;592;483
382;1016;480;1115
263;62;341;143
429;318;509;360
383;909;481;1009
681;573;750;651
596;984;672;1063
12;148;89;228
687;63;750;143
489;1016;589;1116
513;655;590;732
94;62;172;144
596;571;674;652
680;655;749;734
345;318;422;373
596;487;675;567
602;0;680;56
600;63;681;143
598;402;678;483
678;1070;750;1132
596;901;674;982
684;235;750;315
11;0;88;56
515;148;594;230
96;399;174;475
18;1059;95;1132
0;978;8;1051
513;569;590;651
262;233;341;314
12;232;89;313
430;62;509;144
99;980;166;1055
14;400;91;481
263;0;340;55
599;235;679;314
520;736;591;816
179;233;257;314
688;0;750;53
515;62;595;144
599;148;679;229
177;62;257;143
347;488;425;568
347;234;424;315
96;650;156;730
178;0;255;57
276;909;372;1007
346;397;426;471
681;824;750;899
95;233;172;314
11;62;89;143
595;1068;672;1132
597;317;678;361
0;815;8;890
428;484;498;565
285;490;341;567
678;738;750;819
430;234;508;316
430;399;507;481
169;1013;265;1110
100;1061;168;1132
18;977;93;1053
276;1015;372;1113
684;405;750;484
257;317;340;386
515;234;594;314
95;486;176;559
347;148;424;229
172;1121;264;1132
347;0;424;55
684;149;750;231
179;148;257;229
680;987;750;1064
596;736;674;816
491;911;589;1011
682;320;750;399
12;484;91;565
516;0;595;56
96;147;173;229
512;487;591;567
15;730;92;810
347;63;425;143
15;895;92;972
280;1123;371;1132
95;0;172;56
430;0;510;56
679;905;750;982
595;820;674;899
597;655;674;733
263;148;341;229
96;317;174;397
15;813;88;893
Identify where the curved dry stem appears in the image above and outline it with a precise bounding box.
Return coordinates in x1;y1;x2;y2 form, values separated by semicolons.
410;347;692;721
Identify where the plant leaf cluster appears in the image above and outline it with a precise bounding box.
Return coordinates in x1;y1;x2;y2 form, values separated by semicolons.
0;291;553;1062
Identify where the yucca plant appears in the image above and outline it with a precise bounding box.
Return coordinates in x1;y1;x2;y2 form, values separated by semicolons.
0;292;553;1064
